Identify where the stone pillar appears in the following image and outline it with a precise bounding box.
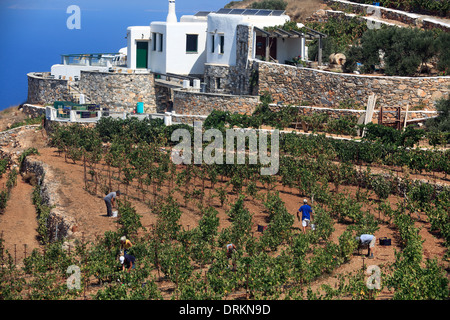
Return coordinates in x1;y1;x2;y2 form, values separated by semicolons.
164;112;172;126
70;110;77;122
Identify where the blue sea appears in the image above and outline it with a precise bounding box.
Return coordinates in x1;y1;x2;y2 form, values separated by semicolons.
0;0;230;111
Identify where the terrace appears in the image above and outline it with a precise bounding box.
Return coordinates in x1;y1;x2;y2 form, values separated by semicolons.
51;53;128;81
61;53;127;68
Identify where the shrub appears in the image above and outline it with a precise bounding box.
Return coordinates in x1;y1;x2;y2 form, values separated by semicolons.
436;32;450;74
349;26;441;76
250;0;287;10
426;96;450;143
116;199;143;237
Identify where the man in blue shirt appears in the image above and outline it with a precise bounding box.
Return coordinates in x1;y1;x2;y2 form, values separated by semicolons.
297;199;313;233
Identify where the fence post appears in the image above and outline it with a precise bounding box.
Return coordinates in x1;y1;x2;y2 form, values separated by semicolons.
70;110;77;122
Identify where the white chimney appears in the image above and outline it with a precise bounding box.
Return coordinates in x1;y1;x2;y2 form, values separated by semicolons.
167;0;177;23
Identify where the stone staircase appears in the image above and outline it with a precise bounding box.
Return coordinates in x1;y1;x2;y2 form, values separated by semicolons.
68;82;92;104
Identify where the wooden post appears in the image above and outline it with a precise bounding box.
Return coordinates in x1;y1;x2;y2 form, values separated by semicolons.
378;105;383;125
265;36;270;62
403;104;409;129
362;94;377;137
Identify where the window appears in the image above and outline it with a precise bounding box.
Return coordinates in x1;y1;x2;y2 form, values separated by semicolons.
186;34;198;53
158;33;163;52
152;33;157;51
219;35;225;54
211;34;215;53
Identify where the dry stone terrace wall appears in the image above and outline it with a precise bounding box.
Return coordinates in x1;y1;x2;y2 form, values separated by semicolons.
78;71;157;113
21;157;77;242
256;61;450;110
173;89;260;116
324;0;450;31
27;72;71;105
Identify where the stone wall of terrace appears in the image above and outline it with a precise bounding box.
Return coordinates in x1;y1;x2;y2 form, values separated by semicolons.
173;89;260;116
324;0;450;31
27;72;71;105
78;70;157;113
256;61;450;111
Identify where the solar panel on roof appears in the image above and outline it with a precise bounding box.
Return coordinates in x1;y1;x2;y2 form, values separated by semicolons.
242;9;259;15
216;8;232;14
271;10;285;16
255;10;272;16
229;9;246;14
194;11;211;16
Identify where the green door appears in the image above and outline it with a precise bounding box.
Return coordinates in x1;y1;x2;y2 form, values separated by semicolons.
136;42;148;69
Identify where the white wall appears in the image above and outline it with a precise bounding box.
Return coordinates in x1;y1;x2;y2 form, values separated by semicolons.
166;22;208;75
276;37;303;64
207;13;290;66
127;26;151;69
51;64;109;80
149;19;207;75
148;22;167;74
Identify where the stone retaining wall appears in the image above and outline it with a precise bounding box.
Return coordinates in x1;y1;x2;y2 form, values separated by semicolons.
79;71;157;113
21;104;46;118
172;114;208;126
269;104;438;123
256;61;450;110
27;72;71;105
325;0;450;31
22;157;77;242
173;89;260;116
155;84;173;113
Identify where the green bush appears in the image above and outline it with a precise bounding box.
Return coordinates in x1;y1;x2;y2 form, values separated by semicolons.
426;96;450;143
347;26;442;76
250;0;287;10
347;0;449;16
436;32;450;74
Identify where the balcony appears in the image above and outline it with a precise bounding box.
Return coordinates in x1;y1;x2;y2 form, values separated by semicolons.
61;53;127;68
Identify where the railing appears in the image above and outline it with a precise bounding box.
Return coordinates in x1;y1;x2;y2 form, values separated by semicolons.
61;53;127;67
45;106;164;123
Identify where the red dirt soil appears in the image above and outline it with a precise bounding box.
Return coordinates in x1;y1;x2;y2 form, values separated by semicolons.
0;125;448;299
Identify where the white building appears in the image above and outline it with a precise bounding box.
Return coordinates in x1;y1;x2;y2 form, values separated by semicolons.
206;10;291;67
51;1;309;81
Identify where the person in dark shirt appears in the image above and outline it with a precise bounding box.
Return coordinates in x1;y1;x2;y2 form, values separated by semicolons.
119;254;136;272
226;243;237;271
297;199;313;234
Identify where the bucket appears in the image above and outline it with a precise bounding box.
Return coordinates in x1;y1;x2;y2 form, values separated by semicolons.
112;210;118;218
136;102;144;114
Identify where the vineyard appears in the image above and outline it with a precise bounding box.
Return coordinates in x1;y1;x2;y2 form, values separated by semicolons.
0;109;449;301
